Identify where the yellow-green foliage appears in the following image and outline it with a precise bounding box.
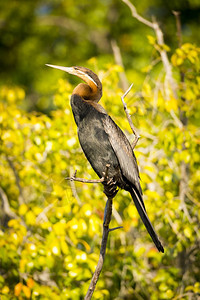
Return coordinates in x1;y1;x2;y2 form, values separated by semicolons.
0;48;200;299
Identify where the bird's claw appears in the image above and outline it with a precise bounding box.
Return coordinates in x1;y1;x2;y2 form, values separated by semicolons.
103;177;118;198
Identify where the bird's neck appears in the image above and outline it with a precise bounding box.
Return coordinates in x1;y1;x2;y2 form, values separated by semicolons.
72;83;101;102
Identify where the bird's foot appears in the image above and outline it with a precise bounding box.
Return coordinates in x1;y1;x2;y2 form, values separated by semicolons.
103;178;118;198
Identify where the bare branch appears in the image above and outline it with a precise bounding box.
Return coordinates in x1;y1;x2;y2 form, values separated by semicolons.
172;11;182;48
112;205;123;224
121;0;178;100
121;0;154;28
68;167;82;205
36;202;54;224
85;196;113;300
121;84;140;149
0;186;17;219
65;171;104;184
66;164;111;184
152;20;178;100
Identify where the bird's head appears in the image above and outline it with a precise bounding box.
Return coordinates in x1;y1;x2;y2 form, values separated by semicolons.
46;64;102;102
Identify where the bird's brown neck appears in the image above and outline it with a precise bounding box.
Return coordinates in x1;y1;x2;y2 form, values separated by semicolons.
72;83;101;102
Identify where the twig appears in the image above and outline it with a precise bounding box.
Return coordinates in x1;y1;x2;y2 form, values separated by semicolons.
65;170;104;184
65;164;111;184
121;84;140;149
69;167;82;205
109;226;123;232
121;0;154;28
36;202;55;223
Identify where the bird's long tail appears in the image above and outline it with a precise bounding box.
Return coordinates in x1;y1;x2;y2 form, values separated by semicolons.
129;187;164;253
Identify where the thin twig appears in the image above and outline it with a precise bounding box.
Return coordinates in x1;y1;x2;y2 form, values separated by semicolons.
121;84;140;149
121;0;154;28
69;167;83;205
65;172;104;184
36;202;55;223
109;226;123;232
65;164;111;184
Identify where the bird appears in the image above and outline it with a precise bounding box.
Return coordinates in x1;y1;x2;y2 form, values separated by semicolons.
46;64;164;253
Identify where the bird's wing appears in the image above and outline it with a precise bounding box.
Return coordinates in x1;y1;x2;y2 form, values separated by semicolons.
102;115;142;196
102;115;164;253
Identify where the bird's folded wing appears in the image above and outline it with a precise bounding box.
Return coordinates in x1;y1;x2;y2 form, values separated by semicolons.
102;115;142;196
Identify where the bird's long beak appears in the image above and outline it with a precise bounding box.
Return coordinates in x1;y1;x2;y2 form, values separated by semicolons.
45;64;98;87
45;64;75;75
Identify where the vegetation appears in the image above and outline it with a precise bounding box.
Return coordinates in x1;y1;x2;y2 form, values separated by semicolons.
0;1;200;299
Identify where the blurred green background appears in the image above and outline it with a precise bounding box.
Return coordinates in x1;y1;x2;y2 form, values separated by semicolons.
0;0;200;299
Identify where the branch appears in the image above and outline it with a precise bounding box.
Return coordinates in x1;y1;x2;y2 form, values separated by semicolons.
121;0;178;100
0;186;18;219
172;11;182;48
68;167;82;205
121;0;154;28
84;196;116;300
65;164;110;184
121;84;140;149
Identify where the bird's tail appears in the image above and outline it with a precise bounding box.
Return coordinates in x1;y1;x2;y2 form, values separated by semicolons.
129;187;164;253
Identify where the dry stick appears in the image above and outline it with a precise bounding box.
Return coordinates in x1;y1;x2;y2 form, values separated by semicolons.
121;84;140;149
65;170;105;184
69;167;82;205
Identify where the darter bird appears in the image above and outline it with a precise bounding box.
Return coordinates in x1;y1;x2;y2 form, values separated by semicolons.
46;64;164;253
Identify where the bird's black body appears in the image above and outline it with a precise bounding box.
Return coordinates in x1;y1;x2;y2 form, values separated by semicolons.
71;94;123;185
46;64;164;253
71;93;164;253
